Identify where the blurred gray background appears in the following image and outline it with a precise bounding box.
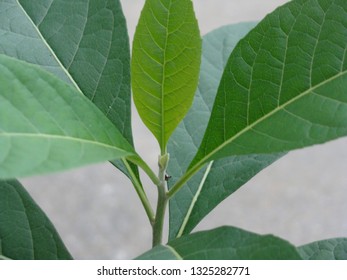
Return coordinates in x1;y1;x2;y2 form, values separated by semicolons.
22;0;347;259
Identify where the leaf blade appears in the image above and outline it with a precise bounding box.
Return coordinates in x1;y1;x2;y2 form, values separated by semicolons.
139;226;302;260
1;0;132;132
298;238;347;260
132;0;201;151
135;245;181;260
0;0;70;83
167;23;283;239
0;54;134;179
0;180;72;259
190;0;347;170
0;0;136;178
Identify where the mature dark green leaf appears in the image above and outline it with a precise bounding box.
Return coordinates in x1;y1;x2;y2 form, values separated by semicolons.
132;0;201;152
189;0;347;174
0;180;72;259
0;54;135;179
138;226;302;260
0;0;136;179
298;238;347;260
168;23;282;239
0;0;132;140
0;0;70;82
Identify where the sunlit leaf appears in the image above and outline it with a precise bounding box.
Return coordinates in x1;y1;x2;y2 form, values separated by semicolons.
132;0;201;152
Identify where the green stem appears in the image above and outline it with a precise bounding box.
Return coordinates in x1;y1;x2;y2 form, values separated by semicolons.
122;158;155;224
152;181;167;247
152;153;169;247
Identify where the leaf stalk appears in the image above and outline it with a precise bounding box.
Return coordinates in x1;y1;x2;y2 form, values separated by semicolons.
128;155;161;187
122;158;155;224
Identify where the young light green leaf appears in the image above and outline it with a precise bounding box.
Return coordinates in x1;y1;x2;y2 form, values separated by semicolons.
298;238;347;260
132;0;201;152
167;23;283;239
0;0;137;179
187;0;347;179
0;180;72;259
138;226;302;260
0;54;135;179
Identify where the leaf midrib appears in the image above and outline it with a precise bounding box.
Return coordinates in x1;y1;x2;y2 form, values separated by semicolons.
193;69;347;170
164;244;183;260
0;132;131;154
160;0;172;152
176;161;214;238
16;0;83;94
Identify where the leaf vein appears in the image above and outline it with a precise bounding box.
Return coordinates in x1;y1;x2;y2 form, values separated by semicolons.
0;132;130;154
15;0;83;94
176;161;214;238
163;245;183;260
196;69;347;169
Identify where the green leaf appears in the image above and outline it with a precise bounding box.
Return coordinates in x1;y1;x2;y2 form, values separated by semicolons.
168;23;283;239
0;0;71;83
0;0;132;139
0;0;131;136
0;0;137;179
132;0;201;152
136;245;181;260
0;54;135;179
0;180;72;259
298;238;347;260
189;0;347;174
138;226;302;260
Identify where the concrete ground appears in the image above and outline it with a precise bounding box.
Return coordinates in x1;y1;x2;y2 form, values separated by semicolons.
22;0;347;259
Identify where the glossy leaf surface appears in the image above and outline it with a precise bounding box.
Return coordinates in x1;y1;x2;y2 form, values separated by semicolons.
0;180;72;259
168;23;282;239
0;55;134;179
132;0;201;151
190;0;347;173
138;226;302;260
298;238;347;260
